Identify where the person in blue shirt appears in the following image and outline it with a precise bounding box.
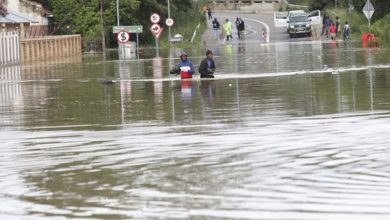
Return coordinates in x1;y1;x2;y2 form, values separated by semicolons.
198;50;215;78
170;52;195;79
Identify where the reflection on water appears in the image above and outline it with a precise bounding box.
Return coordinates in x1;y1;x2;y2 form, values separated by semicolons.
1;41;390;219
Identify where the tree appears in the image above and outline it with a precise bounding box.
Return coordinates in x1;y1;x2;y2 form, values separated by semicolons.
309;0;389;21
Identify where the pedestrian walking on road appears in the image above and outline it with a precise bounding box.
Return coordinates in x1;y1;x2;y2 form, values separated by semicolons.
335;16;341;37
324;16;332;38
321;14;327;35
207;7;212;20
223;19;233;41
212;18;220;39
343;21;350;41
235;17;242;39
330;23;337;40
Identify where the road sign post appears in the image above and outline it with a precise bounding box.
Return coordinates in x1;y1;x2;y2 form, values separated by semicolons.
116;31;130;59
150;13;163;56
363;0;375;30
112;25;143;59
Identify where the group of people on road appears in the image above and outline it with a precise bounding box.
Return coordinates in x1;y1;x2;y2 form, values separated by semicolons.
211;17;246;42
170;50;216;79
321;14;350;41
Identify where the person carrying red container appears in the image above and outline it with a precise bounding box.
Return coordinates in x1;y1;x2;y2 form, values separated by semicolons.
170;52;195;79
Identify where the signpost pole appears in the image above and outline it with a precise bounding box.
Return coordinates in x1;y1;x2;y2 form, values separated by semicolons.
116;0;120;26
155;38;159;57
136;33;139;59
167;0;171;45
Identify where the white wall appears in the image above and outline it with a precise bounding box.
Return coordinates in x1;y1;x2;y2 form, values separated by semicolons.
4;0;48;25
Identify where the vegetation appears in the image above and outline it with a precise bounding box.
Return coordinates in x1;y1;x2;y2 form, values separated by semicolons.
304;0;389;45
29;0;206;48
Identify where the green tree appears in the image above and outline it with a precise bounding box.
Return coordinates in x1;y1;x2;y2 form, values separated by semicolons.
309;0;388;21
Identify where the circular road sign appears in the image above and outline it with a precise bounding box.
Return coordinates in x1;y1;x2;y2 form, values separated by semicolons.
150;24;161;34
117;31;130;43
165;18;174;27
150;13;161;24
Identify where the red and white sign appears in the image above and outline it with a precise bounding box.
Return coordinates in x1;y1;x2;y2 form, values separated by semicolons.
150;13;160;24
165;18;174;27
150;24;164;39
117;31;130;43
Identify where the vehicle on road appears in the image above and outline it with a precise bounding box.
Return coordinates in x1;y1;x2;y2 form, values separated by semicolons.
287;14;312;38
274;10;321;29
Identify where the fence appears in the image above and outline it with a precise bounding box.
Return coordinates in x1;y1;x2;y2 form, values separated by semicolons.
1;32;81;65
0;32;20;66
20;35;82;63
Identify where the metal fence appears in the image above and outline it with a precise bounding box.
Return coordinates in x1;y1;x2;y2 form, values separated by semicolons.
0;31;20;66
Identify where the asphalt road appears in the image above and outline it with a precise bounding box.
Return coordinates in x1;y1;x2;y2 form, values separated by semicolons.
202;12;321;45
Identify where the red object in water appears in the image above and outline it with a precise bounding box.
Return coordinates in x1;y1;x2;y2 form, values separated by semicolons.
180;71;192;79
362;32;379;47
362;32;376;42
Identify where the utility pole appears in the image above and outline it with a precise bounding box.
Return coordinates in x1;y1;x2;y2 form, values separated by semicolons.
116;0;120;26
167;0;171;44
349;0;353;25
100;0;106;60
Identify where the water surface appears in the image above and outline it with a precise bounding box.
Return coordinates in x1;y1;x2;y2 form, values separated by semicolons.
1;40;390;219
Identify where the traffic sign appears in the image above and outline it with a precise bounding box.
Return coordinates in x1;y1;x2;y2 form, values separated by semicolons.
112;25;143;34
117;31;130;43
150;24;163;39
150;13;160;24
165;18;174;27
363;0;374;20
150;24;161;34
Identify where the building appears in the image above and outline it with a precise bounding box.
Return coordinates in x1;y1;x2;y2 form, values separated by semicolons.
0;0;52;38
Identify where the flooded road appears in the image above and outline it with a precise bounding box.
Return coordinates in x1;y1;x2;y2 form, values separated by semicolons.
1;39;390;219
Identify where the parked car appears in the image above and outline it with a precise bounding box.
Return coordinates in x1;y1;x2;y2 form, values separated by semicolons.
287;14;312;38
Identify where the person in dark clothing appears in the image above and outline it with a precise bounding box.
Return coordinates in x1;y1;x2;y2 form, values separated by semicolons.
212;18;220;39
238;18;245;39
198;50;215;78
207;7;212;20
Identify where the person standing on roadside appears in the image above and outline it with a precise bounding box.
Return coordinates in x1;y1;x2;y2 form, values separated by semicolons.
330;23;337;40
212;18;220;39
198;50;215;78
324;16;332;38
343;21;350;41
321;14;327;35
235;17;242;39
207;7;212;20
335;16;341;37
223;19;233;41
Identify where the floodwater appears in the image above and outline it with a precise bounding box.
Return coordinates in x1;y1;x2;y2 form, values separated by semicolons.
1;40;390;220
